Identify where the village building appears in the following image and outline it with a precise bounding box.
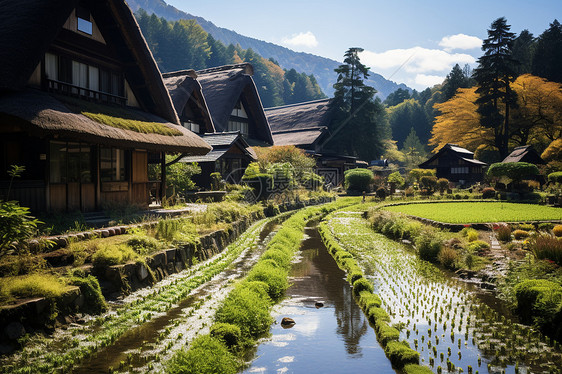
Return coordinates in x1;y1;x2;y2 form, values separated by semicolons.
502;145;546;165
0;0;211;213
418;143;487;186
163;64;271;188
265;99;363;187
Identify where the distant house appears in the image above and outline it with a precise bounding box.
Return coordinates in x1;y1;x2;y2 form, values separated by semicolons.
265;99;363;186
0;0;211;212
163;64;268;188
418;144;487;186
502;145;546;165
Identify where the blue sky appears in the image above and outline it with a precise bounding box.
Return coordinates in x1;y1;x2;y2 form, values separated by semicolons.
166;0;561;90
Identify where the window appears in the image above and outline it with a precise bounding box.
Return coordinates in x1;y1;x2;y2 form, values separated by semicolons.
451;167;469;174
76;7;93;35
227;120;248;135
231;100;248;118
183;122;200;133
50;141;92;183
100;147;126;182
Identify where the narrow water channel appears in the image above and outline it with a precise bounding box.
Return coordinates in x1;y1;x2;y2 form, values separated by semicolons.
244;222;396;374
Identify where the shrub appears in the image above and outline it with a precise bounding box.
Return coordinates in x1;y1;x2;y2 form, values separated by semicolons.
404;187;415;197
438;247;458;269
344;168;374;192
538;223;555;232
415;230;442;263
246;262;288;301
513;229;530;240
514;279;562;337
553;225;562;237
437;178;449;194
376;186;387;199
487;162;539;182
466;240;490;252
127;235;160;255
547;171;562;184
532;234;562;265
466;228;479;242
385;340;420;368
210;323;242;349
495;225;512;242
166;335;239;374
516;223;535;231
419;176;438;193
387;171;405;188
69;274;107;314
0;200;43;257
482;187;496;199
352;278;374;297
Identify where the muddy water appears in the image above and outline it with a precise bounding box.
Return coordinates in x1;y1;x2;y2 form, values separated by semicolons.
243;222;396;374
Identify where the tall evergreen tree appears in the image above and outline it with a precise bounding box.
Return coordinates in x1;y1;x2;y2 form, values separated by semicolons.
383;88;411;107
441;64;471;102
532;19;562;83
473;17;518;158
325;48;388;160
512;30;535;75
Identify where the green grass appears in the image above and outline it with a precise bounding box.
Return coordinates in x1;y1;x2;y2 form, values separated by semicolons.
0;273;71;303
384;202;562;223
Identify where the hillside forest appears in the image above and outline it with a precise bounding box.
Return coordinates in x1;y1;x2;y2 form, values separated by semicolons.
135;10;326;108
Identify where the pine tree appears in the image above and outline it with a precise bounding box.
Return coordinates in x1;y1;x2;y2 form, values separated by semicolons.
512;30;535;75
473;17;518;158
325;48;388;160
441;64;471;102
532;20;562;83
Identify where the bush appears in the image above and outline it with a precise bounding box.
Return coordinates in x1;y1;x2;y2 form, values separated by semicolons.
419;176;438;193
69;274;107;314
127;235;160;255
466;228;479;242
532;234;562;265
513;229;530;240
210;323;241;349
0;201;43;257
547;171;562;184
487;162;539;182
438;247;458;269
166;335;239;374
466;240;490;253
538;223;555;232
514;279;562;339
553;225;562;237
482;187;496;199
437;178;449;194
415;230;442;263
344;168;374;192
376;186;387;199
495;225;512;242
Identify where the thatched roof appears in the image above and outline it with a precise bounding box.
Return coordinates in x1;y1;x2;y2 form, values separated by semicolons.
0;89;210;154
502;145;545;165
162;70;215;133
0;0;211;154
196;64;273;145
265;99;331;148
419;143;487;168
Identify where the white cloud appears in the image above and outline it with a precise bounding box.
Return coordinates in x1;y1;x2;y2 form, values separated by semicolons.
415;74;445;87
281;31;318;48
359;47;475;74
439;34;482;52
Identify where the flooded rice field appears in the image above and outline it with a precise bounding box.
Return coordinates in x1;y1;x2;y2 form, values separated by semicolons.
244;222;396;374
326;210;562;374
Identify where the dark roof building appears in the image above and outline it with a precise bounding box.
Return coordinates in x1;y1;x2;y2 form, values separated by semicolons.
0;0;211;212
502;145;546;165
265;99;331;151
419;143;487;186
195;64;273;146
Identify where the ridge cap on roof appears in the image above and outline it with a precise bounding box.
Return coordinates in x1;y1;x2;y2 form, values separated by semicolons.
264;98;331;111
162;69;197;79
272;127;327;134
196;63;253;76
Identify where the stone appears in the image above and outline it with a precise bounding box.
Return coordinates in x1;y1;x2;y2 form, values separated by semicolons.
137;263;149;281
281;317;295;326
315;301;324;308
100;230;110;238
5;322;25;340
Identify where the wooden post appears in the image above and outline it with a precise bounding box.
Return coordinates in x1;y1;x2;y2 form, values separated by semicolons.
160;152;166;204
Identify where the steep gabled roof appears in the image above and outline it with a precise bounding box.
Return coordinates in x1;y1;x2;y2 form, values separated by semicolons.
265;99;331;148
196;64;273;145
162;70;215;133
0;0;211;154
419;143;487;168
502;145;546;164
179;131;257;163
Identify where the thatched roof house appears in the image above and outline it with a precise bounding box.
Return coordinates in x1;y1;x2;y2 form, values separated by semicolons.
502;145;546;165
196;64;273;146
419;144;487;186
265;99;331;151
0;0;211;212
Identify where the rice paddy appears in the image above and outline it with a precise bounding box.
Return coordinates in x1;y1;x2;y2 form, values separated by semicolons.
325;209;562;374
383;202;562;223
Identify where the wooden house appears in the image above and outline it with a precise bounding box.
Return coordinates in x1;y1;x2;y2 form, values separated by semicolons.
418;143;487;186
502;145;546;165
265;99;362;186
0;0;211;213
162;64;270;188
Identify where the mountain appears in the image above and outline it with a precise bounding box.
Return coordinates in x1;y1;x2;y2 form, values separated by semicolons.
126;0;411;99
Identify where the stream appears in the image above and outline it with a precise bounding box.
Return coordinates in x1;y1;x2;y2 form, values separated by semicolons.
243;221;396;373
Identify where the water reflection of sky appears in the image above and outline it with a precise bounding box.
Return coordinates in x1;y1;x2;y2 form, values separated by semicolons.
243;226;396;374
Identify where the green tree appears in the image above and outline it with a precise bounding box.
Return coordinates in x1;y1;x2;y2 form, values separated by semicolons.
442;64;471;102
326;48;389;160
473;17;518;159
402;128;428;170
344;168;374;192
512;30;536;75
388;99;432;148
532;19;562;84
384;88;411;107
